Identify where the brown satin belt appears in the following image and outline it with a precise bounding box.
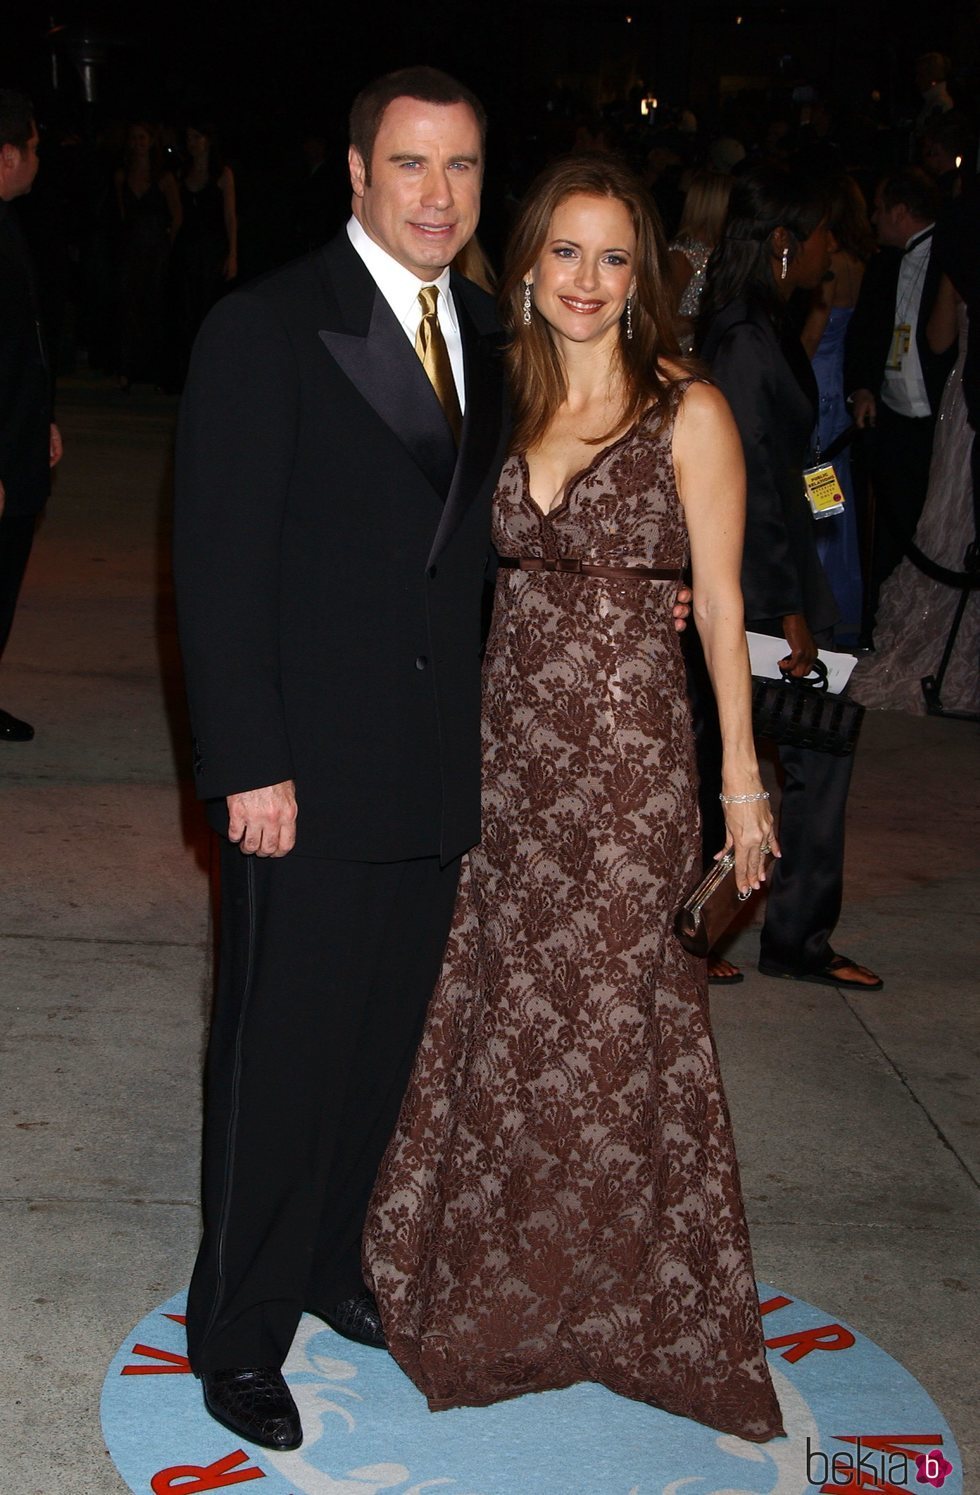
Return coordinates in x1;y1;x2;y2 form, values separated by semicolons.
497;556;681;581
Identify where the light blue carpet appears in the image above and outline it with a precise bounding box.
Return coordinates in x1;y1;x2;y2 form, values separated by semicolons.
101;1285;960;1494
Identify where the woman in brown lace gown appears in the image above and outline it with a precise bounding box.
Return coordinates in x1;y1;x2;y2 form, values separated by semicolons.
363;156;784;1443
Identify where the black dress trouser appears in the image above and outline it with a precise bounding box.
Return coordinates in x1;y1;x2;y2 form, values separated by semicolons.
186;839;461;1372
0;514;37;661
756;736;854;973
868;403;937;623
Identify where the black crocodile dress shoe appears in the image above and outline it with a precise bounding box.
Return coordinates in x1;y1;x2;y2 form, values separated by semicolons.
317;1292;387;1349
201;1366;302;1450
0;709;34;742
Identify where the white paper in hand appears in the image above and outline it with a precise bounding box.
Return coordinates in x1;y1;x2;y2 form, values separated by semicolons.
746;632;858;693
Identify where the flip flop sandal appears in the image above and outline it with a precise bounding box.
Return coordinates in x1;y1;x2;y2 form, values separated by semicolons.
708;964;745;986
758;953;883;991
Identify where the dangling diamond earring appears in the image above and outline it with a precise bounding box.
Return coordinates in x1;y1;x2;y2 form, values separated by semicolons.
625;295;633;341
522;281;532;325
781;248;789;281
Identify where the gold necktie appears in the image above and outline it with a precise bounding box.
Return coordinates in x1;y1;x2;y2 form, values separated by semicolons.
415;285;462;444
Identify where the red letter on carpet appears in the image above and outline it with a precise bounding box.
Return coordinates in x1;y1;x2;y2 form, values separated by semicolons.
150;1450;265;1491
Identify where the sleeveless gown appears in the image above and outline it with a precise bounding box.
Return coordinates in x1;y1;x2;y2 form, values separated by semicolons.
117;180;172;384
363;390;784;1443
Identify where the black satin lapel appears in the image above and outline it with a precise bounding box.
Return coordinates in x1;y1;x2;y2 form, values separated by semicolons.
319;294;457;497
426;308;507;567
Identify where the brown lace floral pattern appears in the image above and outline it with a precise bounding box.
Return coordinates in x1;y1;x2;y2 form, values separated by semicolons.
363;390;784;1442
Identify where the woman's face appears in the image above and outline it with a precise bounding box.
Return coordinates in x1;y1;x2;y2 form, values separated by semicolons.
186;127;209;159
528;193;637;350
129;126;152;157
788;218;835;291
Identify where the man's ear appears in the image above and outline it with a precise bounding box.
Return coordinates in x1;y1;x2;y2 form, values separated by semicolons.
348;146;366;199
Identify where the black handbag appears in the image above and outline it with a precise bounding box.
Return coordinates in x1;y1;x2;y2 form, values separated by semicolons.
751;659;864;756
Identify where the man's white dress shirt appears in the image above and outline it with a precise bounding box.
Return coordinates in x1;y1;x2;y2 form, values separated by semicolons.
881;225;935;420
347;215;466;413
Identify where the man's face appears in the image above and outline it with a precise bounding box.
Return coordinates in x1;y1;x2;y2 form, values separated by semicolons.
1;127;40;201
871;188;907;248
349;96;482;279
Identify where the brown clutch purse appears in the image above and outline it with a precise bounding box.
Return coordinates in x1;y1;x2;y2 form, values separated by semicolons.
673;848;774;957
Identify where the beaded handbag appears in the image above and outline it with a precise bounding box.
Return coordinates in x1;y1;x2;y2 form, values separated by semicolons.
751;660;864;756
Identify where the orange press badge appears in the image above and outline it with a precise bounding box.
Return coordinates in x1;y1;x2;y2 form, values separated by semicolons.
886;322;912;371
803;463;845;518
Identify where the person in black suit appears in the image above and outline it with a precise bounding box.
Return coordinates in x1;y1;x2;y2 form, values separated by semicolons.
172;67;510;1452
698;163;881;994
844;168;956;622
0;90;63;742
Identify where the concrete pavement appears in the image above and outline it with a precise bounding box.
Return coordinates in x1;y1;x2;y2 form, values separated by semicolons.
1;378;977;1493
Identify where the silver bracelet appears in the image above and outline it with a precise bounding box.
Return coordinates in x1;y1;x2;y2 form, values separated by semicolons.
719;790;770;805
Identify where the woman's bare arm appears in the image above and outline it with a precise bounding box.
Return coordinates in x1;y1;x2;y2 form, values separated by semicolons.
673;380;778;891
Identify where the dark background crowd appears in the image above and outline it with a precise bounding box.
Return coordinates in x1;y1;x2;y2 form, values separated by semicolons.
4;0;979;668
7;0;979;390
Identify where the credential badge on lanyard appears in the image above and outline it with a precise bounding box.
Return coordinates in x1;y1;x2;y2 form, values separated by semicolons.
803;440;845;519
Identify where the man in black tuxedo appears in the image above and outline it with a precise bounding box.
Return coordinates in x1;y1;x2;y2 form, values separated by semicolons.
173;67;509;1451
845;167;955;622
0;90;63;742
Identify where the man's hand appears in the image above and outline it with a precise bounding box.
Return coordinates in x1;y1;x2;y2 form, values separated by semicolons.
850;389;876;429
672;583;692;633
779;613;819;678
49;423;63;468
227;780;297;857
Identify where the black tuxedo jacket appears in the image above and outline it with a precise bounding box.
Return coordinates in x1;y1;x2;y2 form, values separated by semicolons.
0;201;52;518
173;230;510;862
701;296;838;634
843;241;955;416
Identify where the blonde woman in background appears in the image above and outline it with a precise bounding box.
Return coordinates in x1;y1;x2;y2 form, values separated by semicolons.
668;168;733;351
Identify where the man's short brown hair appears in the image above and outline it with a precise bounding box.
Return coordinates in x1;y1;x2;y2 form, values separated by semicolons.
878;166;942;224
349;66;486;184
0;90;35;152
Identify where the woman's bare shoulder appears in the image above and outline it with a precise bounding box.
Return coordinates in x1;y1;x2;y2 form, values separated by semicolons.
671;376;739;443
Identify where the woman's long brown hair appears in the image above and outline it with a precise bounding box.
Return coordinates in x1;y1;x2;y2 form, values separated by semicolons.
499;153;694;454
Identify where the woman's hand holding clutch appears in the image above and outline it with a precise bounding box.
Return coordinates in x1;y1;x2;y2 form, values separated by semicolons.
719;796;780;895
